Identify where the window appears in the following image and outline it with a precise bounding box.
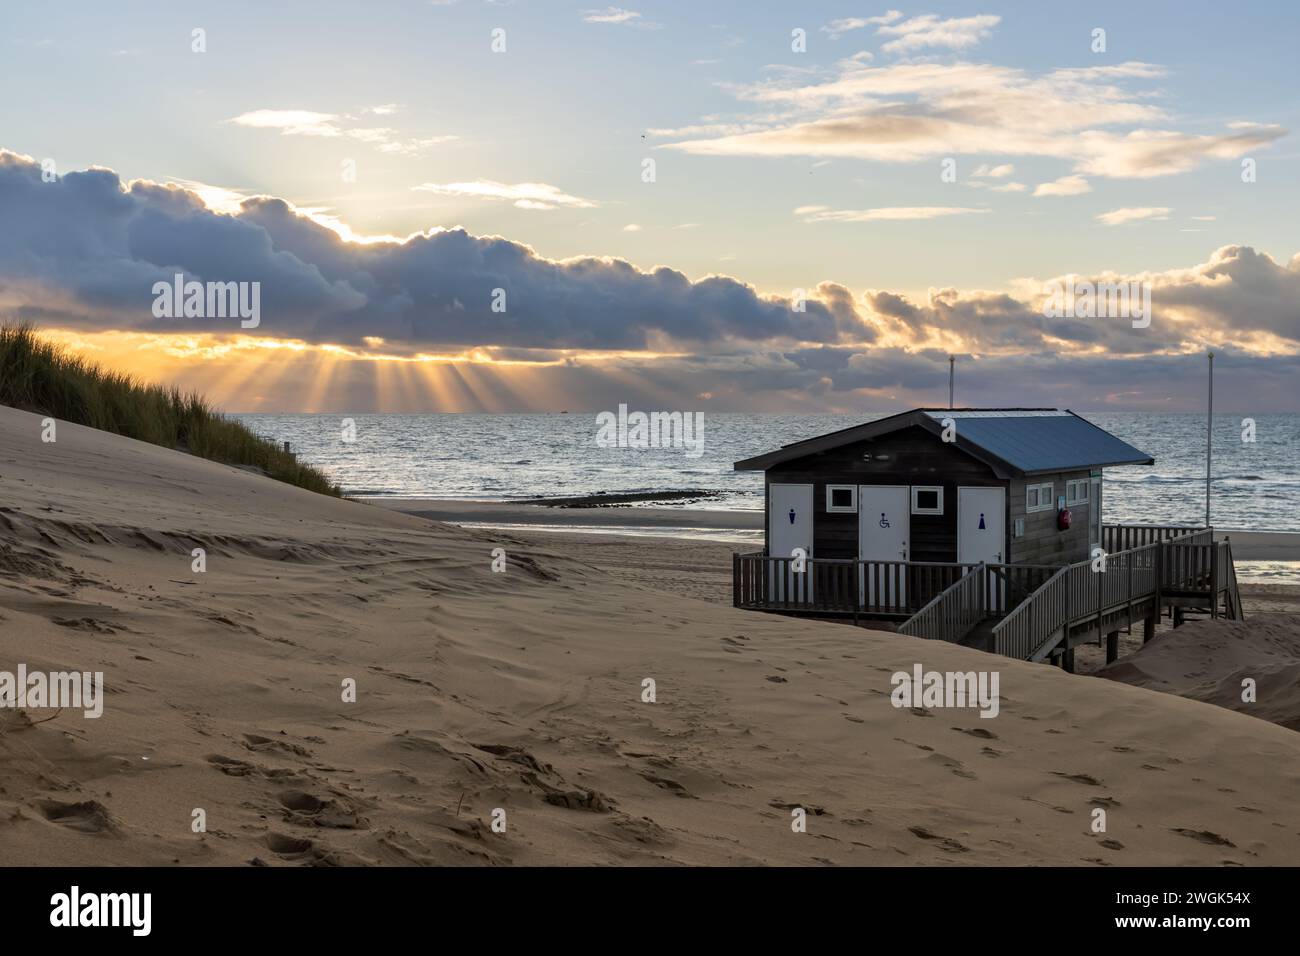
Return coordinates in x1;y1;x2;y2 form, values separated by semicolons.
826;485;857;513
1026;482;1054;513
911;486;944;515
1066;479;1090;506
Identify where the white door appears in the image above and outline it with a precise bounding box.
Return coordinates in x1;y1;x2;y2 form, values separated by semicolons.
858;485;909;608
769;483;813;602
958;487;1005;606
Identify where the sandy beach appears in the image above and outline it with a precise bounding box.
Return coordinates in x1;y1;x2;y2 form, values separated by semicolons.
362;497;1300;561
3;404;1299;867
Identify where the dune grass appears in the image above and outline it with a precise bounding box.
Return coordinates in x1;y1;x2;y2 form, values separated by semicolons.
0;323;340;496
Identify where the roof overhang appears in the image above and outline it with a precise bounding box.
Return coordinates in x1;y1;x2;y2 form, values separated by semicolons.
733;408;1154;478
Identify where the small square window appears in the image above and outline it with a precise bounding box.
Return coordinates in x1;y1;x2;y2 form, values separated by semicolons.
1066;479;1090;506
1026;482;1054;513
826;485;857;513
911;486;944;515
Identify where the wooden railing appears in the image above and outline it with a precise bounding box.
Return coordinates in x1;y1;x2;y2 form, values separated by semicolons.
992;527;1216;661
1221;539;1244;620
986;563;1058;616
896;565;987;642
732;552;977;617
734;525;1239;662
1102;523;1207;552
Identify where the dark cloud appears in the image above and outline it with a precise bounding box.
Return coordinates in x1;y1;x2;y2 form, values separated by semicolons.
1;150;1297;411
0;151;859;350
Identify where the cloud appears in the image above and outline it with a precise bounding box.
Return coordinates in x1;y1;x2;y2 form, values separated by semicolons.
1033;174;1092;197
229;110;342;137
377;135;459;156
1096;206;1171;225
0;150;862;353
821;11;902;39
228;108;456;156
412;180;598;210
659;60;1286;182
581;7;659;28
973;163;1014;178
796;206;989;223
1;150;1296;411
877;13;1001;53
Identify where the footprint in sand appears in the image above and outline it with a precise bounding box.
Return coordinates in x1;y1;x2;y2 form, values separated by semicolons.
37;799;119;834
639;772;695;798
1171;827;1236;847
243;733;312;757
925;752;975;779
952;726;998;739
907;826;968;853
278;790;367;829
1052;771;1103;786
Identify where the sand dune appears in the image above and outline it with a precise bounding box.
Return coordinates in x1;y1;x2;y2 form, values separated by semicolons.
2;404;1298;866
1098;614;1300;731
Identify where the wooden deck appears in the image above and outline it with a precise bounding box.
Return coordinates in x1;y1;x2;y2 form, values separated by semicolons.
732;524;1243;664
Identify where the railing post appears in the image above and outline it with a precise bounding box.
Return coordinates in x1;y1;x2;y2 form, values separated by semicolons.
853;559;860;626
979;563;987;619
1126;552;1133;625
1154;542;1163;622
1095;560;1103;644
733;552;740;607
1209;541;1219;619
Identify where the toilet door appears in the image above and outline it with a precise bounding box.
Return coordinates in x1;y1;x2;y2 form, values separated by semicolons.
858;485;909;608
768;483;813;602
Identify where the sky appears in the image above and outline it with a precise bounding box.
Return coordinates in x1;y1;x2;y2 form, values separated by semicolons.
1;0;1297;412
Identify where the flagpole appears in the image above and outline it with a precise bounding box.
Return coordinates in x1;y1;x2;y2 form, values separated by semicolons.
948;356;955;409
1205;351;1213;528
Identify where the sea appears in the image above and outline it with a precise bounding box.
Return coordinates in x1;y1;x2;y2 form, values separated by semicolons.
233;412;1300;582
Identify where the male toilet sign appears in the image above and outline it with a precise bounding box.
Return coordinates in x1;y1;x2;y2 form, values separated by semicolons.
788;508;796;525
978;512;986;530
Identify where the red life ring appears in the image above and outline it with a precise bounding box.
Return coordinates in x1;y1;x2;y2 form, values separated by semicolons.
1057;507;1072;531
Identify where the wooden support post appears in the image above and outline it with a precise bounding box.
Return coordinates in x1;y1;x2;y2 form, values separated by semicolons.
1143;615;1155;643
1209;541;1219;620
1173;606;1185;628
1060;646;1076;673
1106;630;1120;664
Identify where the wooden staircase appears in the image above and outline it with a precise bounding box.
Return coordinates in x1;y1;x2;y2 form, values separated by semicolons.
893;528;1244;663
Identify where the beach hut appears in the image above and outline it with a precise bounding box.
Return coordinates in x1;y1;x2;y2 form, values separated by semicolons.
732;414;1244;668
734;408;1154;575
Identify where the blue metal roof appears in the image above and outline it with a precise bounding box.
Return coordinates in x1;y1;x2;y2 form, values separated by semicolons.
922;410;1153;474
734;408;1154;475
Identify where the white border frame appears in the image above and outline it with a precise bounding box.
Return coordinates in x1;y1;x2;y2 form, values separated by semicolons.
1065;478;1090;506
910;485;944;515
825;484;858;513
1026;481;1055;513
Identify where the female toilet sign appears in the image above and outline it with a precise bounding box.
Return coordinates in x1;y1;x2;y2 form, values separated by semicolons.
978;513;986;530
